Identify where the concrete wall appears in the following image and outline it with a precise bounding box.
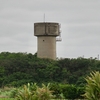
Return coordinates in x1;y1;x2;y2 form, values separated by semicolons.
37;36;56;60
34;22;60;36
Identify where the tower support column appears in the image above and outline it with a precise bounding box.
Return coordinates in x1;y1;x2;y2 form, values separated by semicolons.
37;36;56;60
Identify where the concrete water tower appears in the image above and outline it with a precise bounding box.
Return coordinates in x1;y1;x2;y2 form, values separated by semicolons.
34;22;61;60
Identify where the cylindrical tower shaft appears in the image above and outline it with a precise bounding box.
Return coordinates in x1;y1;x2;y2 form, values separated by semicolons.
37;36;56;59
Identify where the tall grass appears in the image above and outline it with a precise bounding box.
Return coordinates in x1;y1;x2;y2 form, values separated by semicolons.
15;83;54;100
0;98;15;100
84;71;100;99
0;86;16;99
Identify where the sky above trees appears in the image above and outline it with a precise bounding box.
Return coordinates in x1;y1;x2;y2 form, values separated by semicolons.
0;0;100;58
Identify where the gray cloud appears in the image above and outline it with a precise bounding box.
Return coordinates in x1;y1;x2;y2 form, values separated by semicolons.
0;0;100;58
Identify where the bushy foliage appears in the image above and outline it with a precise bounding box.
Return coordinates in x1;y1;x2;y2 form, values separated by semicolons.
49;83;85;99
0;52;100;87
0;86;17;98
84;71;100;100
60;84;78;99
15;83;54;100
15;83;35;100
0;83;85;99
49;83;62;98
33;83;54;100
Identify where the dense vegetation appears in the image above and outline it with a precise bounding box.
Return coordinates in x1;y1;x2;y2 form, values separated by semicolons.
1;71;100;99
0;83;84;99
0;52;100;87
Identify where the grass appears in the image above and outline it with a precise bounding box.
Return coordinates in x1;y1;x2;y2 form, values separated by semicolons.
0;99;15;100
0;98;85;100
0;87;16;100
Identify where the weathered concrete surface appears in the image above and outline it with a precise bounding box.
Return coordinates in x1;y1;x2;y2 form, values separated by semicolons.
34;22;60;60
34;22;60;36
37;36;56;60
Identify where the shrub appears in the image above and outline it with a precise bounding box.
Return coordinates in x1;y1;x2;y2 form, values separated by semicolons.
49;83;62;98
15;83;54;100
50;83;85;99
77;86;85;99
60;84;78;99
9;88;18;98
15;83;37;100
84;71;100;100
33;83;54;100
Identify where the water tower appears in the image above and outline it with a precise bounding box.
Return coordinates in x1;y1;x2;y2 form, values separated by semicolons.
34;22;61;60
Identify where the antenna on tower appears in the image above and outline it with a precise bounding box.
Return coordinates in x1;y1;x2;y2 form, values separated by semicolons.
43;13;45;22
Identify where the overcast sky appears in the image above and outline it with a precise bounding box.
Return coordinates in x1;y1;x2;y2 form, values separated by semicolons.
0;0;100;59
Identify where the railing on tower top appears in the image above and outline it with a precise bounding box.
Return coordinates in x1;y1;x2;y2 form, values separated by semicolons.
56;29;62;42
56;37;62;41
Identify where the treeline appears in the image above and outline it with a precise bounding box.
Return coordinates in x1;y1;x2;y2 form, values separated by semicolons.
0;52;100;87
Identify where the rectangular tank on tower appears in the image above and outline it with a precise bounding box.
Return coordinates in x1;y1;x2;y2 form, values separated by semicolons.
34;22;60;36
